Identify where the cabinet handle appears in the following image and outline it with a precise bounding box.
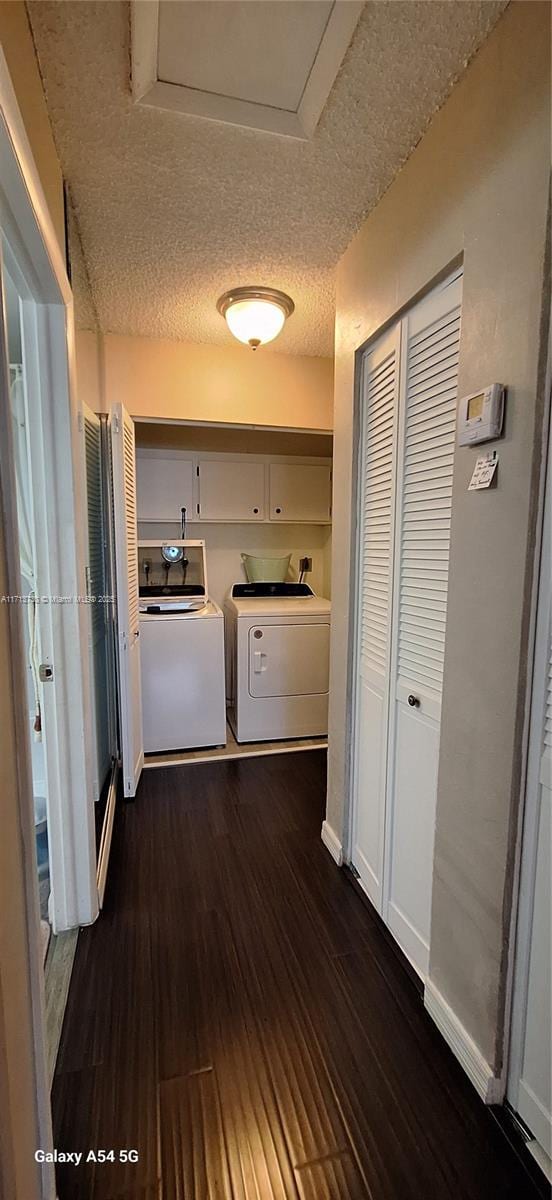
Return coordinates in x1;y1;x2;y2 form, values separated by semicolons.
407;694;420;708
253;507;259;514
275;507;282;514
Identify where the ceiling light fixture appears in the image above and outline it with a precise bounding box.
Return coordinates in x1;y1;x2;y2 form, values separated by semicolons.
217;286;295;350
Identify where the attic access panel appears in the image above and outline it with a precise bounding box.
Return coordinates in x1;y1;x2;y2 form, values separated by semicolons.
131;0;363;140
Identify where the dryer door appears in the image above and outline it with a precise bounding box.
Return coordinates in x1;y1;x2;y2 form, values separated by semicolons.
249;623;330;698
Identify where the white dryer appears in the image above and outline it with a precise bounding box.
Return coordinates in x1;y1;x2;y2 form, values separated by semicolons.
224;583;331;743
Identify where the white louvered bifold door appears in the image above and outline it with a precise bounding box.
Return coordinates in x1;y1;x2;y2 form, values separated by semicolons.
82;405;111;800
385;274;462;975
351;324;400;909
111;403;143;797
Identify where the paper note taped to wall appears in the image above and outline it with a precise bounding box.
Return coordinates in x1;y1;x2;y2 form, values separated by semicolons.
468;450;498;491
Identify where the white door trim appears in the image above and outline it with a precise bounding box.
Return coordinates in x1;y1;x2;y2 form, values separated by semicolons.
0;44;97;1193
0;46;97;932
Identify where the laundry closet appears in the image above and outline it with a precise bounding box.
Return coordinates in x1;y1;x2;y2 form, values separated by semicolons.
110;413;333;788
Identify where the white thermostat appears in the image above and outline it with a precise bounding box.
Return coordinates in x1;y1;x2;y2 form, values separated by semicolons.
458;383;505;446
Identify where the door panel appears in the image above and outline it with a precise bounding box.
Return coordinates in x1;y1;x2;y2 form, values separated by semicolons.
385;276;462;976
198;459;265;520
352;272;462;976
353;678;387;907
351;324;400;908
111;403;143;797
517;779;551;1153
82;405;111;798
269;462;331;522
248;623;329;698
387;703;440;975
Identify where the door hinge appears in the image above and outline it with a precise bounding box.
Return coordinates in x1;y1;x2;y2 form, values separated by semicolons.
349;863;361;880
38;663;54;683
113;414;120;434
77;411;83;434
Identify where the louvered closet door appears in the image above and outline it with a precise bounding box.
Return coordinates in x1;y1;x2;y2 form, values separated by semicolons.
385;275;462;975
111;403;143;797
83;405;111;798
352;324;400;908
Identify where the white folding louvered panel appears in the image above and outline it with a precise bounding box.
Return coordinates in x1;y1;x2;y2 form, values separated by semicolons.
352;323;400;911
111;403;143;797
83;405;111;799
84;410;106;639
396;277;462;717
385;273;463;978
358;326;400;687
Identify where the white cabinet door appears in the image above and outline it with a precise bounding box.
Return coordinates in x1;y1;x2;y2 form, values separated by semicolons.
386;274;462;976
269;462;331;522
111;403;143;797
136;452;194;523
197;459;265;521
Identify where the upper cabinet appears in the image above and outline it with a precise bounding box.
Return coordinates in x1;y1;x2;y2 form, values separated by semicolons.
269;463;331;523
197;459;265;522
136;450;332;525
136;451;194;523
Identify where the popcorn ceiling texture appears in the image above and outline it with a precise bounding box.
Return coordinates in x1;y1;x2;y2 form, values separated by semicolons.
28;1;507;356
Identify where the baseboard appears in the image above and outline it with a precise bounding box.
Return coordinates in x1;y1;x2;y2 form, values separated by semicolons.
424;979;504;1104
321;820;343;866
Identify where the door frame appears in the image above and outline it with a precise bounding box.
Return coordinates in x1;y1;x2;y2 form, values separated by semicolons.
0;47;97;932
505;334;551;1123
0;44;97;1194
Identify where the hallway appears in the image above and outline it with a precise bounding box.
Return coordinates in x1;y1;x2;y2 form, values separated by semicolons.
53;753;542;1199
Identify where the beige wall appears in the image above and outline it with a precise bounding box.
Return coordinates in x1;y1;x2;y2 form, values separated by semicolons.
0;1;64;254
75;328;103;414
139;520;331;610
99;332;334;430
327;0;550;1071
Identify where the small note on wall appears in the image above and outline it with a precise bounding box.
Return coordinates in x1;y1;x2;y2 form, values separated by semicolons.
468;450;499;491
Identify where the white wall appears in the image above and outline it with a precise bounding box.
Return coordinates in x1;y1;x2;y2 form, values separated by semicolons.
326;0;550;1073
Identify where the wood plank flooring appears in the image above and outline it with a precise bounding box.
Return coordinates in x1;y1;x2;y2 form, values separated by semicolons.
52;752;543;1199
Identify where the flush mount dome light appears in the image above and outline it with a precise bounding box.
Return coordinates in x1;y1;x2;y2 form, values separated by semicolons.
217;286;294;350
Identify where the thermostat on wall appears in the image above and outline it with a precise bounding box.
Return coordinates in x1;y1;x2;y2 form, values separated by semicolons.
458;383;505;446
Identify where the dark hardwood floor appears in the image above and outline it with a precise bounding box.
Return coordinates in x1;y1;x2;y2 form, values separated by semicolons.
53;751;543;1199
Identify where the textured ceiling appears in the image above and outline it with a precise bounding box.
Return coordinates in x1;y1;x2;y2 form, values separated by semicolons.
28;1;507;356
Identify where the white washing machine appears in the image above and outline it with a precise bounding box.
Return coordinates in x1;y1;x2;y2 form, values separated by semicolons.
139;540;226;753
224;583;331;743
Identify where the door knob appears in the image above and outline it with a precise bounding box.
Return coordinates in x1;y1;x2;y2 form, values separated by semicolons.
407;694;420;707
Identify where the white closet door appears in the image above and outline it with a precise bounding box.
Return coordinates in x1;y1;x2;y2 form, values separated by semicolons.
111;403;143;797
352;324;400;908
385;275;462;975
509;428;551;1158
